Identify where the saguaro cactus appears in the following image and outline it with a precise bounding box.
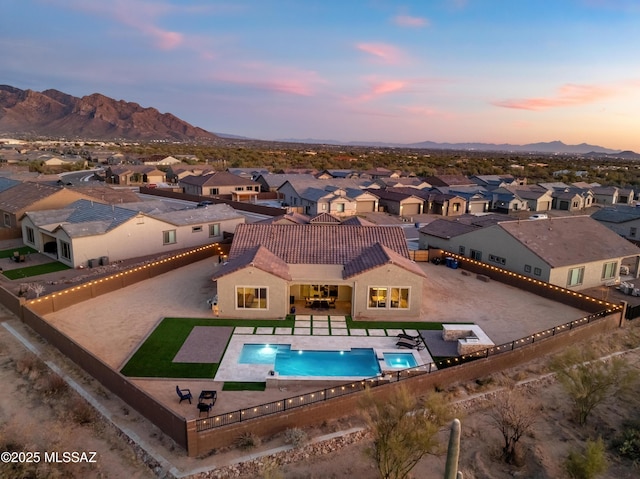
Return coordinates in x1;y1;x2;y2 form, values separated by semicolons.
444;418;462;479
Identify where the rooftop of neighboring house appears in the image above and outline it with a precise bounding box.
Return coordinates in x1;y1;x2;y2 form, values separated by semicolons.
423;174;475;187
591;205;640;223
0;182;72;212
180;170;259;187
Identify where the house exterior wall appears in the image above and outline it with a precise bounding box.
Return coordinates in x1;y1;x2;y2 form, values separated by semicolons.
215;267;289;319
596;218;640;242
419;228;552;283
23;214;243;268
420;224;636;291
350;264;424;320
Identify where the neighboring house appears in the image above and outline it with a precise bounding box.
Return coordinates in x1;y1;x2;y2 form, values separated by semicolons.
375;177;432;189
180;171;261;202
21;200;244;268
212;223;427;320
256;212;311;225
423;175;476;188
618;187;635;205
419;215;640;290
538;183;594;211
590;186;619;206
165;165;214;183
591;205;640;244
505;185;553;212
469;174;525;189
490;187;529;213
136;155;182;166
0;182;98;232
369;188;424;217
226;168;270;180
254;173;316;193
277;177;379;216
435;185;491;214
105;165;166;185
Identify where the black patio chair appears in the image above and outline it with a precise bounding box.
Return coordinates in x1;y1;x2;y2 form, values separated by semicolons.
197;402;213;417
176;385;193;404
397;333;420;341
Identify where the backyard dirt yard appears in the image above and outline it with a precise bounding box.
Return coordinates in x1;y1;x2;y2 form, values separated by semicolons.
1;247;638;478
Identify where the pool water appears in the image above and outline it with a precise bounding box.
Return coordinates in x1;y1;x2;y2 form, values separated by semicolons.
239;344;381;377
383;352;418;369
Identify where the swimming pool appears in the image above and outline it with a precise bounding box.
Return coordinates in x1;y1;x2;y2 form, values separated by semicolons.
239;344;381;377
383;352;418;369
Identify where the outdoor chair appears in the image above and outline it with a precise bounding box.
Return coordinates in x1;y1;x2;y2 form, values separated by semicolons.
397;333;420;341
396;338;425;350
176;385;193;404
197;401;213;417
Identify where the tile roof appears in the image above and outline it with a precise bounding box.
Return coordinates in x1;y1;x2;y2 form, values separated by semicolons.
419;218;480;238
340;216;376;226
228;224;410;265
0;177;20;193
213;245;292;281
344;243;426;278
257;212;311;225
309;212;341;224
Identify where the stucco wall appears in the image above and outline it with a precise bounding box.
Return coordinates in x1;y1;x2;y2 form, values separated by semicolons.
350;263;423;320
216;267;289;319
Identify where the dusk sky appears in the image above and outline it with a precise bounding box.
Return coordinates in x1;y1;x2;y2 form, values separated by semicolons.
3;1;640;151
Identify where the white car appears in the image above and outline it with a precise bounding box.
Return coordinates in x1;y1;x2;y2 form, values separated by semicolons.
528;213;549;220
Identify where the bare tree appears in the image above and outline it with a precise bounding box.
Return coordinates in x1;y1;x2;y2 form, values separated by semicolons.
486;388;539;465
550;347;638;426
361;385;452;479
28;282;46;298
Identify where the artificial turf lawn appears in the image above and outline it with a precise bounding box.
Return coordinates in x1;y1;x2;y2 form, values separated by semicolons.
120;317;295;378
345;317;444;331
2;261;71;280
222;382;267;391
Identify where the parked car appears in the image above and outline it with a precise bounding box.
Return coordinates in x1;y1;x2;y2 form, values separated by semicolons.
196;200;214;208
528;213;549;220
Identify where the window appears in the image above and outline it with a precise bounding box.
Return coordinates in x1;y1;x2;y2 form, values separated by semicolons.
321;203;327;210
390;288;409;309
336;203;345;213
470;249;482;261
163;230;177;245
602;262;617;280
369;287;388;308
3;213;10;227
59;240;71;261
192;226;203;233
453;203;461;212
236;287;267;309
631;227;637;238
534;267;542;276
459;246;465;255
208;188;219;195
25;226;35;245
567;267;585;287
235;186;244;191
209;223;220;237
524;264;532;273
488;254;506;265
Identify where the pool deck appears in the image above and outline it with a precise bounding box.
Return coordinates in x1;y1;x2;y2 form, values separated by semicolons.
215;316;431;383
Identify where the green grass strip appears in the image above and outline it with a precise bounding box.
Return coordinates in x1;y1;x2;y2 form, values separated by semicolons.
2;261;71;280
222;382;267;391
0;246;37;258
121;317;295;378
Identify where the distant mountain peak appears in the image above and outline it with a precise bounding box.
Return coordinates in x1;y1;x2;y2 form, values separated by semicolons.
0;85;217;141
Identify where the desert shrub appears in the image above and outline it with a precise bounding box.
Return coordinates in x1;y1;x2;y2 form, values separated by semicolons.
69;397;98;425
235;432;261;450
15;353;46;378
565;438;608;479
40;373;68;397
612;420;640;463
284;427;308;447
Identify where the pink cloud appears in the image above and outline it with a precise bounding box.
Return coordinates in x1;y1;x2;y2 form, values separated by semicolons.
493;83;615;110
211;63;324;96
393;15;429;28
356;42;404;64
348;78;408;103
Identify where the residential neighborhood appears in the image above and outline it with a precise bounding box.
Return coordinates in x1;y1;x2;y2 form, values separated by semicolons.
1;143;640;477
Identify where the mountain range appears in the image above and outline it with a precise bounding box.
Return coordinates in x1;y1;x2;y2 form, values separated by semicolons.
1;85;637;157
0;85;217;141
